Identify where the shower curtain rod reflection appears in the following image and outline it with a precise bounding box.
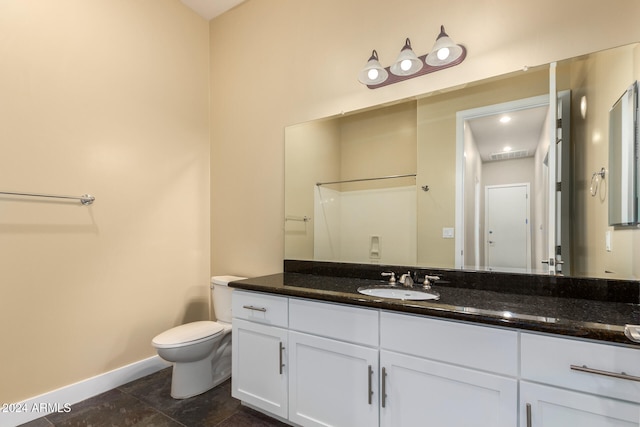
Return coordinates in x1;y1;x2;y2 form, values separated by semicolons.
0;190;95;205
316;173;416;186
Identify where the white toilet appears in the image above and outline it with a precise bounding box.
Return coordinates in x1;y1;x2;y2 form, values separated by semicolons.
152;275;245;399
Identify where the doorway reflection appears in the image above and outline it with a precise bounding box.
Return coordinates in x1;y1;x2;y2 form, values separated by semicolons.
460;100;550;274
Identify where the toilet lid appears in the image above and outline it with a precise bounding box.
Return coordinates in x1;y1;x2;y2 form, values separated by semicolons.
152;321;224;348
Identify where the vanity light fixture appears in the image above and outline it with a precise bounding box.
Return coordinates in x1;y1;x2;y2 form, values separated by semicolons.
390;38;423;76
357;50;389;86
425;25;464;66
358;25;466;89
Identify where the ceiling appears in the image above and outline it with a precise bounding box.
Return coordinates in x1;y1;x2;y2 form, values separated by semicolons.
180;0;246;20
466;106;549;162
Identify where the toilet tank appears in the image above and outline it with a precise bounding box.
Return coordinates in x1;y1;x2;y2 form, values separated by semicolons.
211;275;246;323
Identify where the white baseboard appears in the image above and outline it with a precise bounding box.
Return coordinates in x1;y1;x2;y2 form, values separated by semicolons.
1;355;170;427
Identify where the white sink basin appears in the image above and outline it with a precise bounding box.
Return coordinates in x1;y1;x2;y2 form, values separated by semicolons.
357;286;440;301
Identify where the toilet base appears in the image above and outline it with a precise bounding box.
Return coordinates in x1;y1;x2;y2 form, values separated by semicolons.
169;341;231;399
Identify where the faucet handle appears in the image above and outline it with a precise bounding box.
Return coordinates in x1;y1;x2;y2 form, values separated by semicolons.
381;272;396;284
422;275;440;289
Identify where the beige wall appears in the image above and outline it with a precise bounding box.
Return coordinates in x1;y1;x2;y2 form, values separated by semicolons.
0;0;210;403
210;0;640;280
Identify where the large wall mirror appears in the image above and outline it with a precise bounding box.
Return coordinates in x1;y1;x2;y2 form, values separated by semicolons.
285;43;640;281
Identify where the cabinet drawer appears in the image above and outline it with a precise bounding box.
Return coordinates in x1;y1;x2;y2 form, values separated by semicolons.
289;298;379;347
521;333;640;403
232;290;288;327
380;311;518;376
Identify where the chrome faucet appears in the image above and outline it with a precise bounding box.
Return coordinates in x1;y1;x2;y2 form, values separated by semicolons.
399;272;414;288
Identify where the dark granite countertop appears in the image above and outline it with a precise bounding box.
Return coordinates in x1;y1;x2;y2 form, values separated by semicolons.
229;271;640;346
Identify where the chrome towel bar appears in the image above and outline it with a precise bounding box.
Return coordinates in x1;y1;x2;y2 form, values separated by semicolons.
285;215;311;222
0;191;95;205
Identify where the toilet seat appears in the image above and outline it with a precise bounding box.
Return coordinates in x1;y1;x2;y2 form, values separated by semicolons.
152;321;224;349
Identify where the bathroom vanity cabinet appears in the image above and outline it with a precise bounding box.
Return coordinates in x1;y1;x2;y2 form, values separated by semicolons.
231;289;640;427
231;292;289;418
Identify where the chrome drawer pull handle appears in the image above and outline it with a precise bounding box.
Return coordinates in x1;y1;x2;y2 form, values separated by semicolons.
381;367;387;408
526;403;532;427
367;365;373;405
570;364;640;382
279;342;285;375
242;305;267;312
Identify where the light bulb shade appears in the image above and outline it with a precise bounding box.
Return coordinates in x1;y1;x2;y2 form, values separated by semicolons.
425;25;463;66
358;50;389;85
390;38;423;76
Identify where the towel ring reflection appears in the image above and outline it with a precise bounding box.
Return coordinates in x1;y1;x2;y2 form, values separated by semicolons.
590;168;606;197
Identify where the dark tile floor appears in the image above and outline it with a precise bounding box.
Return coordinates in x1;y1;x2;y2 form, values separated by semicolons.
19;368;288;427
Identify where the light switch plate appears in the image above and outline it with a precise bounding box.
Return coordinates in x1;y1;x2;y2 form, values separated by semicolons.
605;230;612;252
442;227;454;239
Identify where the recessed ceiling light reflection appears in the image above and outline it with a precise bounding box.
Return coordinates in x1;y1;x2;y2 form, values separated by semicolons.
503;146;512;152
592;131;602;144
580;95;588;119
499;116;511;124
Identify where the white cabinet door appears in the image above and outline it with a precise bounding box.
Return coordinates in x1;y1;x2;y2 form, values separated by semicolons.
380;350;517;427
232;318;288;419
521;381;640;427
288;331;379;427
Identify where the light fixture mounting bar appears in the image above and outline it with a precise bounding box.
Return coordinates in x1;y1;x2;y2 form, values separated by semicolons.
366;46;466;89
